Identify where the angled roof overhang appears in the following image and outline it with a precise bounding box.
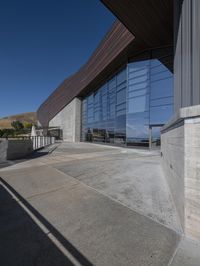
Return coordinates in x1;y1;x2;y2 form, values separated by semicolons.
37;21;135;126
101;0;173;48
37;1;173;127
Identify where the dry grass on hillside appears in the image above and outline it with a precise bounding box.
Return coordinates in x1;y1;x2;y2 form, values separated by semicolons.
0;112;37;129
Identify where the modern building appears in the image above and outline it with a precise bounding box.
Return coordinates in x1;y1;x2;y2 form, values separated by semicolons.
37;1;174;147
37;0;200;240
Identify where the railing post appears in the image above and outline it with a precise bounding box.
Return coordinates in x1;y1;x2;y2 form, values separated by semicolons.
31;136;55;151
149;126;152;150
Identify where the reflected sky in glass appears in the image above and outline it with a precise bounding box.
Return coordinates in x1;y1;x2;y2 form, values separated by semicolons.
82;53;173;144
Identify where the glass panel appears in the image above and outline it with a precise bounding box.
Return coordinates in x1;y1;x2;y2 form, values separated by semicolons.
128;82;148;92
128;68;148;79
117;89;126;105
151;126;162;147
150;96;173;107
117;81;126;92
151;71;172;81
129;89;148;98
126;113;149;145
82;48;174;147
128;75;148;85
108;76;116;89
149;58;173;126
150;78;173;99
81;67;127;144
127;60;150;146
150;105;173;124
117;68;126;85
128;96;148;114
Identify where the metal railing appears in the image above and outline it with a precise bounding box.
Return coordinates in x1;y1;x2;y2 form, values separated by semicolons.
30;136;55;150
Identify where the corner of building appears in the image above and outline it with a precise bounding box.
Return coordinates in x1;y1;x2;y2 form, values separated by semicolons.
49;97;81;142
161;104;200;240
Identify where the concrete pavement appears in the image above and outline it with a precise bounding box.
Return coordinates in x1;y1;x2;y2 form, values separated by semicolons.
0;142;200;265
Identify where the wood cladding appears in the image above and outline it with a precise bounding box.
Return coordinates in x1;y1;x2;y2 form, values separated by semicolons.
37;21;135;126
101;0;173;48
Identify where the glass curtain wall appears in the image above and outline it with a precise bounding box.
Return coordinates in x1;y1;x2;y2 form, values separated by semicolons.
82;48;173;146
82;68;126;144
126;60;150;145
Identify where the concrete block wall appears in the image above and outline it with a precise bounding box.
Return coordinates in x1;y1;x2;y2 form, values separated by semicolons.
49;98;81;142
0;139;33;160
184;118;200;239
161;105;200;240
0;140;8;160
7;140;33;160
161;125;185;229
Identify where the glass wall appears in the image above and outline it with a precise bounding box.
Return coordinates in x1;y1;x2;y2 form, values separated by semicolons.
82;68;127;144
126;60;150;145
82;48;173;146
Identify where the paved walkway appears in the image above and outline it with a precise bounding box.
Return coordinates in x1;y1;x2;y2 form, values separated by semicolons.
0;142;200;265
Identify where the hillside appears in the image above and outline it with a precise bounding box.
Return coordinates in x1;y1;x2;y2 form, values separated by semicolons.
0;112;37;129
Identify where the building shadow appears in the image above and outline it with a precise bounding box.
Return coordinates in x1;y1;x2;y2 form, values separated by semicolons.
0;177;93;266
0;144;59;169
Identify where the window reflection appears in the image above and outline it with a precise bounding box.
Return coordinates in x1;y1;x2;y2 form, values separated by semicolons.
82;49;174;146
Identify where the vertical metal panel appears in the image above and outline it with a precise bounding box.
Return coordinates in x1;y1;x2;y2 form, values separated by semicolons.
181;0;192;107
174;0;200;111
174;5;182;111
192;0;200;105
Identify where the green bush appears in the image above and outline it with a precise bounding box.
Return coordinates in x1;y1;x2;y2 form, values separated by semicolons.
11;120;24;131
23;122;32;129
0;128;15;138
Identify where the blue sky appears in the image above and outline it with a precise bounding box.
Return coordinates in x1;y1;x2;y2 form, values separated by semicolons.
0;0;115;118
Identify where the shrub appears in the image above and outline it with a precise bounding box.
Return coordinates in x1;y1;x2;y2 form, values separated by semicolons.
11;120;24;131
0;128;15;138
23;122;32;129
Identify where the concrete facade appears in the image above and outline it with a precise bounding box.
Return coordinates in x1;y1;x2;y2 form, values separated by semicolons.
161;105;200;240
184;117;200;239
161;121;185;228
49;98;81;142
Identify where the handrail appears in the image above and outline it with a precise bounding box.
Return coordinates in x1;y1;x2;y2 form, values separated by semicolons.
30;136;55;150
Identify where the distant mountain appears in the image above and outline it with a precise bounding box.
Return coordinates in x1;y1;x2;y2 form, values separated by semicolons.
0;112;37;129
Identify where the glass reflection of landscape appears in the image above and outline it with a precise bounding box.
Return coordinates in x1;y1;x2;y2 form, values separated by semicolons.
82;49;173;146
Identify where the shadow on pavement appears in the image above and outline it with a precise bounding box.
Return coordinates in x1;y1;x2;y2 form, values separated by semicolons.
0;144;59;169
0;177;93;266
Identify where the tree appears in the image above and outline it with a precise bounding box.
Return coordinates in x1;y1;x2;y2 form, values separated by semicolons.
23;122;32;129
11;120;24;131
